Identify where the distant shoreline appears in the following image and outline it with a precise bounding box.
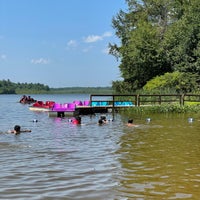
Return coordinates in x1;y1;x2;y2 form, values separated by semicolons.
0;87;113;94
49;87;113;94
0;80;113;94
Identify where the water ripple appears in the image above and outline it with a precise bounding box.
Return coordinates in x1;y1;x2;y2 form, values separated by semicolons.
1;95;200;199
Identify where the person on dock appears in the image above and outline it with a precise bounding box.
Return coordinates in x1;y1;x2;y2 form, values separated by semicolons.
8;125;31;135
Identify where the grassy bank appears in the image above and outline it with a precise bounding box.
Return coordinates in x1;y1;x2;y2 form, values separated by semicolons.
122;103;200;115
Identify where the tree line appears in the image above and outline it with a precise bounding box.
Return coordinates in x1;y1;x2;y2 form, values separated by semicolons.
0;79;113;94
110;0;200;94
0;79;50;94
50;87;112;94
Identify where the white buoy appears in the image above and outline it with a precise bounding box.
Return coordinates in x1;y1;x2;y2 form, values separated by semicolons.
188;117;194;123
146;118;151;122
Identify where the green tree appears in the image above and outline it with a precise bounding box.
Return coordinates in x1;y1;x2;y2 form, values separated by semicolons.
0;79;50;94
143;71;199;94
110;0;200;93
163;0;200;75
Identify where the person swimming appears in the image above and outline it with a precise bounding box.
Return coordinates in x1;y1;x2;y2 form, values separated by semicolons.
98;115;108;125
98;118;104;125
127;119;136;127
72;116;81;125
8;125;31;135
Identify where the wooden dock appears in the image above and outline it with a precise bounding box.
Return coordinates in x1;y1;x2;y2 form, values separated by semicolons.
90;94;200;106
48;106;112;117
48;94;200;117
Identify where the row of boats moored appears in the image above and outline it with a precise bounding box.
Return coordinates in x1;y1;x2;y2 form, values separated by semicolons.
28;100;91;112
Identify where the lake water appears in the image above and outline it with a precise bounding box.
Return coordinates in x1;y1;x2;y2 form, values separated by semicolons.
0;94;200;200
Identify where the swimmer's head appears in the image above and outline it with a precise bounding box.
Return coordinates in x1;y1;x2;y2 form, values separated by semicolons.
98;119;103;125
75;116;81;122
14;125;21;132
72;116;81;124
128;119;133;124
100;115;106;121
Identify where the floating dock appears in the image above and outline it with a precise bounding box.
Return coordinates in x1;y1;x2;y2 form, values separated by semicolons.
48;106;111;117
32;93;200;117
47;94;135;117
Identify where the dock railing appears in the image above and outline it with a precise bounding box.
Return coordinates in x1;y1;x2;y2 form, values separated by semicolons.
90;94;200;107
137;94;183;106
90;94;137;108
183;94;200;105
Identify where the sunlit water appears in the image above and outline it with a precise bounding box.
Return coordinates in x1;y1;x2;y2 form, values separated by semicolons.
0;94;200;199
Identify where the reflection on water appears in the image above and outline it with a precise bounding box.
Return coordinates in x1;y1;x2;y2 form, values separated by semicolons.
0;95;200;199
116;114;200;199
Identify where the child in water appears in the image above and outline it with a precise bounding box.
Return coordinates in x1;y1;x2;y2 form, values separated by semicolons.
8;125;31;135
127;119;136;127
72;116;81;125
98;115;111;125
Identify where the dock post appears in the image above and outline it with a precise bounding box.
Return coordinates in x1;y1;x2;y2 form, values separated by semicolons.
112;95;115;120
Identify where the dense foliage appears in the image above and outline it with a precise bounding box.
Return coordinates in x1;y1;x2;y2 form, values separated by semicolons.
110;0;200;93
0;79;50;94
143;71;199;94
124;103;200;115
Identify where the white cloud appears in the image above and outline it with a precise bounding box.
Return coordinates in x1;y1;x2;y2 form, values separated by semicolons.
0;54;7;60
65;31;113;53
31;58;50;64
84;35;103;43
65;39;78;50
67;39;77;47
84;31;113;43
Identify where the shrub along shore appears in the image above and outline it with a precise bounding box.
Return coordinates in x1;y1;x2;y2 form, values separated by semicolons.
123;103;200;115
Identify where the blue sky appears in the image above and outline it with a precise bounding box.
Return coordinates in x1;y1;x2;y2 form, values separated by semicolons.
0;0;127;88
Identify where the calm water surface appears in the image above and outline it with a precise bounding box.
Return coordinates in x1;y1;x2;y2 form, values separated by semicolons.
0;94;200;200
